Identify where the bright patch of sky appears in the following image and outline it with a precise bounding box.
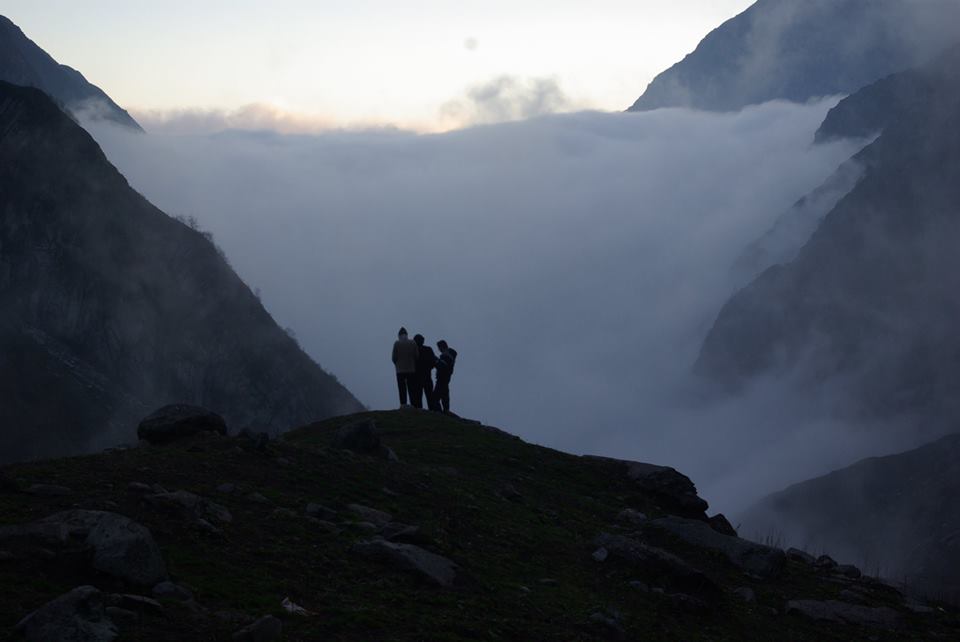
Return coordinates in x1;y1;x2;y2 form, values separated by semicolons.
5;0;753;130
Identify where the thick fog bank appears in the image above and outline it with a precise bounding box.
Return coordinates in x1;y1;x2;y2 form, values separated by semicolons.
87;101;875;513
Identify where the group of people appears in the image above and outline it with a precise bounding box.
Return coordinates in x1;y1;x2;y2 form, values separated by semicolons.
391;327;458;413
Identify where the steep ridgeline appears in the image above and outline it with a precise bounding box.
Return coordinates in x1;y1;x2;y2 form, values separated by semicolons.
0;15;141;130
0;81;362;462
696;46;960;427
741;434;960;600
629;0;960;112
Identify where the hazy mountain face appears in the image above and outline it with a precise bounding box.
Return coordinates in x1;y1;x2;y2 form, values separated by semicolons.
741;434;960;599
629;0;960;112
698;47;960;434
0;81;361;462
0;15;141;130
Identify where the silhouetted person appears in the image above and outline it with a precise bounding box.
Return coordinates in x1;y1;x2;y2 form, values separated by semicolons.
434;340;458;414
412;334;438;410
391;327;418;407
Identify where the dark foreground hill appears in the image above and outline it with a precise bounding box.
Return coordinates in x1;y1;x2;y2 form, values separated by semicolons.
629;0;960;113
0;410;954;640
741;434;960;602
0;15;140;130
696;45;960;428
0;81;361;462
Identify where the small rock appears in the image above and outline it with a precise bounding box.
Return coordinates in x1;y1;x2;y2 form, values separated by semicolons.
105;607;139;626
617;509;648;526
151;484;168;494
786;548;816;565
195;519;222;535
629;580;650;592
835;564;862;579
347;504;393;527
137;404;227;445
381;487;398;497
352;539;459;587
589;610;624;635
733;587;756;603
305;503;336;520
152;581;194;602
16;586;117;642
538;578;558;585
271;508;297;519
25;484;73;496
281;597;316;617
217;483;237;494
592;547;609;562
903;599;935;615
246;492;270;504
112;594;163;614
498;484;522;502
145;490;233;524
347;521;380;534
128;482;154;493
275;457;293;467
379;522;420;543
306;518;340;533
232;615;283;641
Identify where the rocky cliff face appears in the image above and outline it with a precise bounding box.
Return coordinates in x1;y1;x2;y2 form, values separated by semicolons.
741;433;960;600
0;15;141;130
0;81;362;462
629;0;960;113
696;47;960;428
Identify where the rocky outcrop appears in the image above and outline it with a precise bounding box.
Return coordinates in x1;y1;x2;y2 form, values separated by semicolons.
16;586;118;642
137;405;228;444
0;510;167;586
593;533;718;597
351;539;459;587
647;517;785;578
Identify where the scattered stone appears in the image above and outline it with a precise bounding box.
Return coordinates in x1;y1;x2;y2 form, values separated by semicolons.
152;581;194;602
281;597;316;617
217;483;237;494
383;446;401;462
538;578;558;585
629;580;650;592
0;510;167;586
786;548;816;565
232;614;283;641
151;484;168;494
347;504;393;527
111;594;163;614
593;533;718;596
617;509;648;527
128;482;153;493
305;503;336;520
347;521;380;534
498;484;522;502
25;484;73;496
105;607;139;626
246;492;270;504
306;518;340;533
380;522;420;543
137;404;227;445
145;490;233;524
733;587;756;603
786;600;903;629
648;517;785;578
815;555;838;571
194;519;222;535
352;538;459;587
16;586;117;642
708;514;737;537
382;487;399;497
589;610;625;635
592;547;609;563
835;564;862;579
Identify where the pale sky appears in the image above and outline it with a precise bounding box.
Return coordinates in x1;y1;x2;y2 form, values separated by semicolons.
5;1;753;130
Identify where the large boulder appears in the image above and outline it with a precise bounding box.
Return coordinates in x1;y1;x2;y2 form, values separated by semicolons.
352;538;459;587
583;456;708;517
0;510;167;586
592;532;718;597
15;585;118;642
787;600;904;629
647;517;785;578
137;405;227;445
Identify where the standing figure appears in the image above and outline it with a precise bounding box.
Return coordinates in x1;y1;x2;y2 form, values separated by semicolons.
412;334;438;410
434;340;458;414
391;327;418;407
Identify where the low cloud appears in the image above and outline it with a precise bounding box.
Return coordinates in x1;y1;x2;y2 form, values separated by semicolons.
439;76;579;129
84;100;885;515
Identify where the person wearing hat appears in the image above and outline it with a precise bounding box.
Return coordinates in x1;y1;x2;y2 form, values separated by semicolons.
391;327;419;407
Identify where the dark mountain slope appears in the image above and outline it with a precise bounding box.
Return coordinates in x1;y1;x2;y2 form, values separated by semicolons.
0;15;141;130
696;49;960;426
741;434;960;599
629;0;960;112
0;81;362;462
0;410;954;639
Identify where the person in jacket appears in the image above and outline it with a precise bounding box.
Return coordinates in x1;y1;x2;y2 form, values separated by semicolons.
412;334;438;410
391;327;419;406
434;340;458;414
